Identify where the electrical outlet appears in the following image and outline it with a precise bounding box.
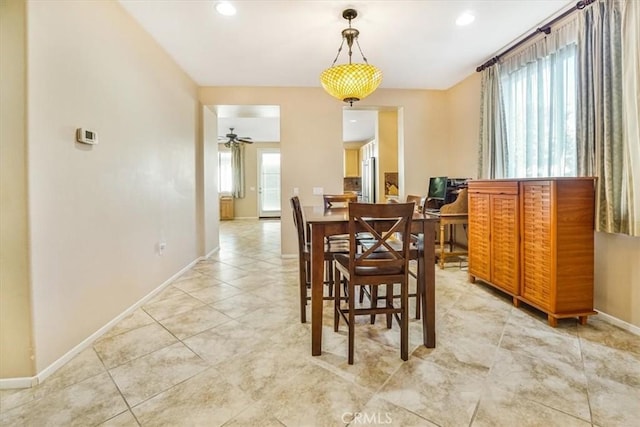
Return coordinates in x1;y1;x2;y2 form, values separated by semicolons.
313;187;323;195
157;241;167;256
293;187;299;195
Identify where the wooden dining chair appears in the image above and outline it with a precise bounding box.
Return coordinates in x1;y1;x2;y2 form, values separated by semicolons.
323;193;358;209
290;196;349;323
333;202;414;364
357;192;423;319
406;194;422;211
323;193;358;242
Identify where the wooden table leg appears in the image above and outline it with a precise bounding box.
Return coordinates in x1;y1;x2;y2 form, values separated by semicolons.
422;221;436;348
310;224;325;356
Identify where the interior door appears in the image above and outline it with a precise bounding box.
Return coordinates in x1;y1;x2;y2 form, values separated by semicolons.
258;149;281;218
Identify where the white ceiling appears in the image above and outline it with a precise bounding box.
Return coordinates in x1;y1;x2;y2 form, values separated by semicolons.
119;0;574;142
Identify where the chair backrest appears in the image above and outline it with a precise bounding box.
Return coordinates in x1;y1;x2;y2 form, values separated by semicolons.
290;196;306;253
422;195;437;213
406;195;422;211
323;193;358;209
440;188;468;214
348;203;414;276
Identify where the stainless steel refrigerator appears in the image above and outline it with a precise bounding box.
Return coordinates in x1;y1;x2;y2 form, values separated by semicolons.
361;157;376;203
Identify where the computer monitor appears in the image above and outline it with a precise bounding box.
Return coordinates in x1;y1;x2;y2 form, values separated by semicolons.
427;176;448;201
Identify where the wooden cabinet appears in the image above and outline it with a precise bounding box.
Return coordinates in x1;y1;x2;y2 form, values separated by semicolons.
468;178;596;326
220;196;234;220
519;179;596;325
344;149;360;177
468;180;520;302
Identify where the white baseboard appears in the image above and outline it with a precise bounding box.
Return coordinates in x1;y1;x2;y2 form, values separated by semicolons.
0;257;203;390
0;376;38;389
595;309;640;336
204;246;220;259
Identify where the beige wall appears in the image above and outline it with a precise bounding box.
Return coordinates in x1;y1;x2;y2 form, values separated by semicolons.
384;90;450;198
218;142;280;218
594;233;640;326
446;72;640;328
446;73;481;178
24;0;200;372
0;0;34;378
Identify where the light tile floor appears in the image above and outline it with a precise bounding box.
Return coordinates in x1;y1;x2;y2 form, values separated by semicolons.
1;219;639;426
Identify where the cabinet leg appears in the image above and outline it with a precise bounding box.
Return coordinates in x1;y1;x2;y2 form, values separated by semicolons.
548;315;558;327
578;316;588;325
512;297;520;307
468;274;476;283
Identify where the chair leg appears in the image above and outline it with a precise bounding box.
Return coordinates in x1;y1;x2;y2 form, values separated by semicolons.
386;284;393;329
401;280;409;361
334;267;341;332
348;280;355;365
327;261;334;297
370;286;378;324
300;259;308;323
415;278;421;320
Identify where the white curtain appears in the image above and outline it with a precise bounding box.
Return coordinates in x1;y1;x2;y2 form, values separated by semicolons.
621;0;640;235
500;18;580;178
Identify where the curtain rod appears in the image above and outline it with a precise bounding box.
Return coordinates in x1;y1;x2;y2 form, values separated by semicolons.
475;0;596;72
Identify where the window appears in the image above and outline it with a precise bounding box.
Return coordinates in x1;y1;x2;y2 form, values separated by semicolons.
218;151;232;193
501;43;577;177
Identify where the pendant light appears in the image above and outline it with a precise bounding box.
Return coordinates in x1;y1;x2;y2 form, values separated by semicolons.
320;9;382;106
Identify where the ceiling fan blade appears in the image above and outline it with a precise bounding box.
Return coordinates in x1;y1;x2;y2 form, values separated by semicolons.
237;138;253;143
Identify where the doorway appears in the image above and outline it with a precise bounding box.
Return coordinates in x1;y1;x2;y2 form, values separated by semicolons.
257;148;281;218
343;108;400;202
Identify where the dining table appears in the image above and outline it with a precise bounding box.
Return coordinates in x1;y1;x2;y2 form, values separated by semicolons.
304;205;439;356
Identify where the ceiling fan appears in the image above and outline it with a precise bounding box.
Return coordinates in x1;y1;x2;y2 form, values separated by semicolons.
219;127;253;148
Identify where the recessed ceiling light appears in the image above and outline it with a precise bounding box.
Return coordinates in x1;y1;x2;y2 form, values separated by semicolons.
216;1;236;16
456;11;475;26
350;119;357;123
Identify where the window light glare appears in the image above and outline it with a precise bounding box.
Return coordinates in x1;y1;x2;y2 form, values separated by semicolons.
216;1;236;16
456;11;475;26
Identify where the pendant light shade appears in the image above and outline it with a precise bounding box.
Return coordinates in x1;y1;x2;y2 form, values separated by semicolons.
321;9;382;106
320;63;382;106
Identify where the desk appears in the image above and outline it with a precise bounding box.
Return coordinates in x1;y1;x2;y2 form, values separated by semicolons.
305;206;438;356
426;212;469;269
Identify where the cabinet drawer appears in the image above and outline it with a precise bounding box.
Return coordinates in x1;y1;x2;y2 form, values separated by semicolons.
468;180;519;195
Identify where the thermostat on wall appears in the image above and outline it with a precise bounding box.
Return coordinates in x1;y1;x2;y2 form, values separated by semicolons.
76;128;98;145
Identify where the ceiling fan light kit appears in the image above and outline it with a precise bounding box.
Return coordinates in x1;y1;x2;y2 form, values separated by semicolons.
320;9;382;106
220;127;253;147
